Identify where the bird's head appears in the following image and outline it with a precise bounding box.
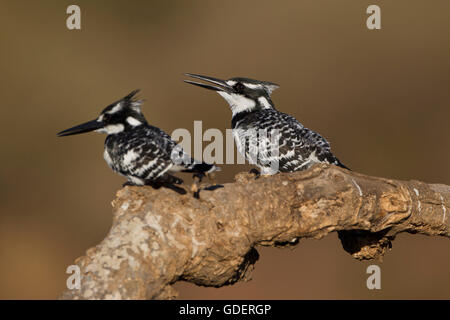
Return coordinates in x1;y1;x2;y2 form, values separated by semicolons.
184;73;279;116
57;90;146;137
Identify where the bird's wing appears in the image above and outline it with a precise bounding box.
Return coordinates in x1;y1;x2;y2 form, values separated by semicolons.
112;127;178;180
253;111;342;172
278;112;349;170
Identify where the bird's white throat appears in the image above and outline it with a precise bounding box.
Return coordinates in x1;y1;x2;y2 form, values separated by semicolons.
218;91;256;116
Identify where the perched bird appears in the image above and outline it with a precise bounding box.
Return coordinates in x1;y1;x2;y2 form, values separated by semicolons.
57;90;218;194
184;74;349;175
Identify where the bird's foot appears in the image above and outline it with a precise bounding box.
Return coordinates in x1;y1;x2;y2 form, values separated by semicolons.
249;168;261;179
192;172;205;183
190;171;205;197
191;171;222;199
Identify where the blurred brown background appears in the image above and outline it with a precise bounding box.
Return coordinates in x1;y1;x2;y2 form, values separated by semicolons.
0;0;449;299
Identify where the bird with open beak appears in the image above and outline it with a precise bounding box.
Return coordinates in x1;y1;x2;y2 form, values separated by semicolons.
184;73;349;176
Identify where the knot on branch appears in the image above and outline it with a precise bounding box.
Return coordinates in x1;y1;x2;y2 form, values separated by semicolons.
338;229;394;260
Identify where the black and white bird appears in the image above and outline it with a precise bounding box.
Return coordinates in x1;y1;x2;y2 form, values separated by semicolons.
184;74;349;175
57;90;218;193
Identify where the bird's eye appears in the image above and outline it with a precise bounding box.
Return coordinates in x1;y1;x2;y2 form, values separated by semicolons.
234;83;245;93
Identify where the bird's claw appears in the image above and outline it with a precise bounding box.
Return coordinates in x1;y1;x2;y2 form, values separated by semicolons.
249;168;261;179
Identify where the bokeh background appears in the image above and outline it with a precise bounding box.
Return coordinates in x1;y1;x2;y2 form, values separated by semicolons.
1;0;449;299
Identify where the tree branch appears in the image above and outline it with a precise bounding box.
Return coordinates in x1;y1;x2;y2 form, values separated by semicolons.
59;164;449;300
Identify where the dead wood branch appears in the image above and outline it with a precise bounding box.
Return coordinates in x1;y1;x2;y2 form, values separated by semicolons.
59;164;449;300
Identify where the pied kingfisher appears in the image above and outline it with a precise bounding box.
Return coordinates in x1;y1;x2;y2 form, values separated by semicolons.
57;90;219;194
184;74;349;175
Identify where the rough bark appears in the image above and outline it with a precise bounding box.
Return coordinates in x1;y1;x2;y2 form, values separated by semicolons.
59;164;449;300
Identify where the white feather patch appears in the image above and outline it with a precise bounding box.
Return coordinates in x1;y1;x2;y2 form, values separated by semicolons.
107;102;123;114
123;150;140;165
244;83;262;89
218;92;256;116
258;96;272;108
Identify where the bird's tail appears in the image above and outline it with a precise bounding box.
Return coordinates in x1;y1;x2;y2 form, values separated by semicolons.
321;151;350;170
332;157;350;170
181;162;221;174
171;146;220;174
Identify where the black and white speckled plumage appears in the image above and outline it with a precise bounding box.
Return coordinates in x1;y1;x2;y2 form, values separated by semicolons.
103;123;208;185
184;74;348;174
232;108;348;173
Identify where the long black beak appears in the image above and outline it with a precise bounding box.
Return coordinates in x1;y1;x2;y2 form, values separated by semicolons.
57;119;103;137
183;73;232;92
